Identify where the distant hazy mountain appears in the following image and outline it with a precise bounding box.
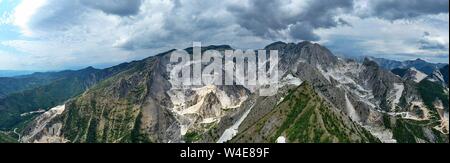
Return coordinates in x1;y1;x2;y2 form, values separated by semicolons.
0;70;89;99
1;41;448;143
392;65;449;87
356;57;447;75
0;70;34;77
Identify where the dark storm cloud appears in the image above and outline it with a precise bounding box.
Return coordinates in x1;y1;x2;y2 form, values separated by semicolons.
116;0;242;51
81;0;143;16
419;41;448;50
367;0;449;20
27;0;143;33
228;0;354;41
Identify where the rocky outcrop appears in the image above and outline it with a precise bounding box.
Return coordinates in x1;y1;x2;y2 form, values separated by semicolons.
265;41;339;72
360;58;402;111
440;65;449;85
402;68;428;83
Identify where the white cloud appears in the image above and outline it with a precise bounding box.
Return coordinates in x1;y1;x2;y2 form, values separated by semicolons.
0;50;21;70
12;0;48;36
316;13;449;62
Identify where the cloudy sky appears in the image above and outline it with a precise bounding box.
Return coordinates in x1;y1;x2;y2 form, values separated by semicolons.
0;0;448;71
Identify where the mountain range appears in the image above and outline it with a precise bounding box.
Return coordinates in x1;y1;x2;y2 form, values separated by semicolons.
355;57;447;75
0;41;448;143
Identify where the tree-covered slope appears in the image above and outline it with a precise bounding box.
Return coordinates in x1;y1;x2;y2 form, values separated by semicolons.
0;132;17;143
232;82;380;143
0;63;139;129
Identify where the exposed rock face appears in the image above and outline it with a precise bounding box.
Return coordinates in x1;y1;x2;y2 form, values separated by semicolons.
429;69;447;87
21;105;67;143
440;65;449;85
401;68;428;83
198;93;222;121
265;41;338;72
360;58;402;111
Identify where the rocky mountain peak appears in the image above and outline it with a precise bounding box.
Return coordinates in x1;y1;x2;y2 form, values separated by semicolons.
265;41;314;50
81;66;97;72
265;41;338;70
415;58;425;61
184;45;233;54
363;57;380;69
264;41;287;49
